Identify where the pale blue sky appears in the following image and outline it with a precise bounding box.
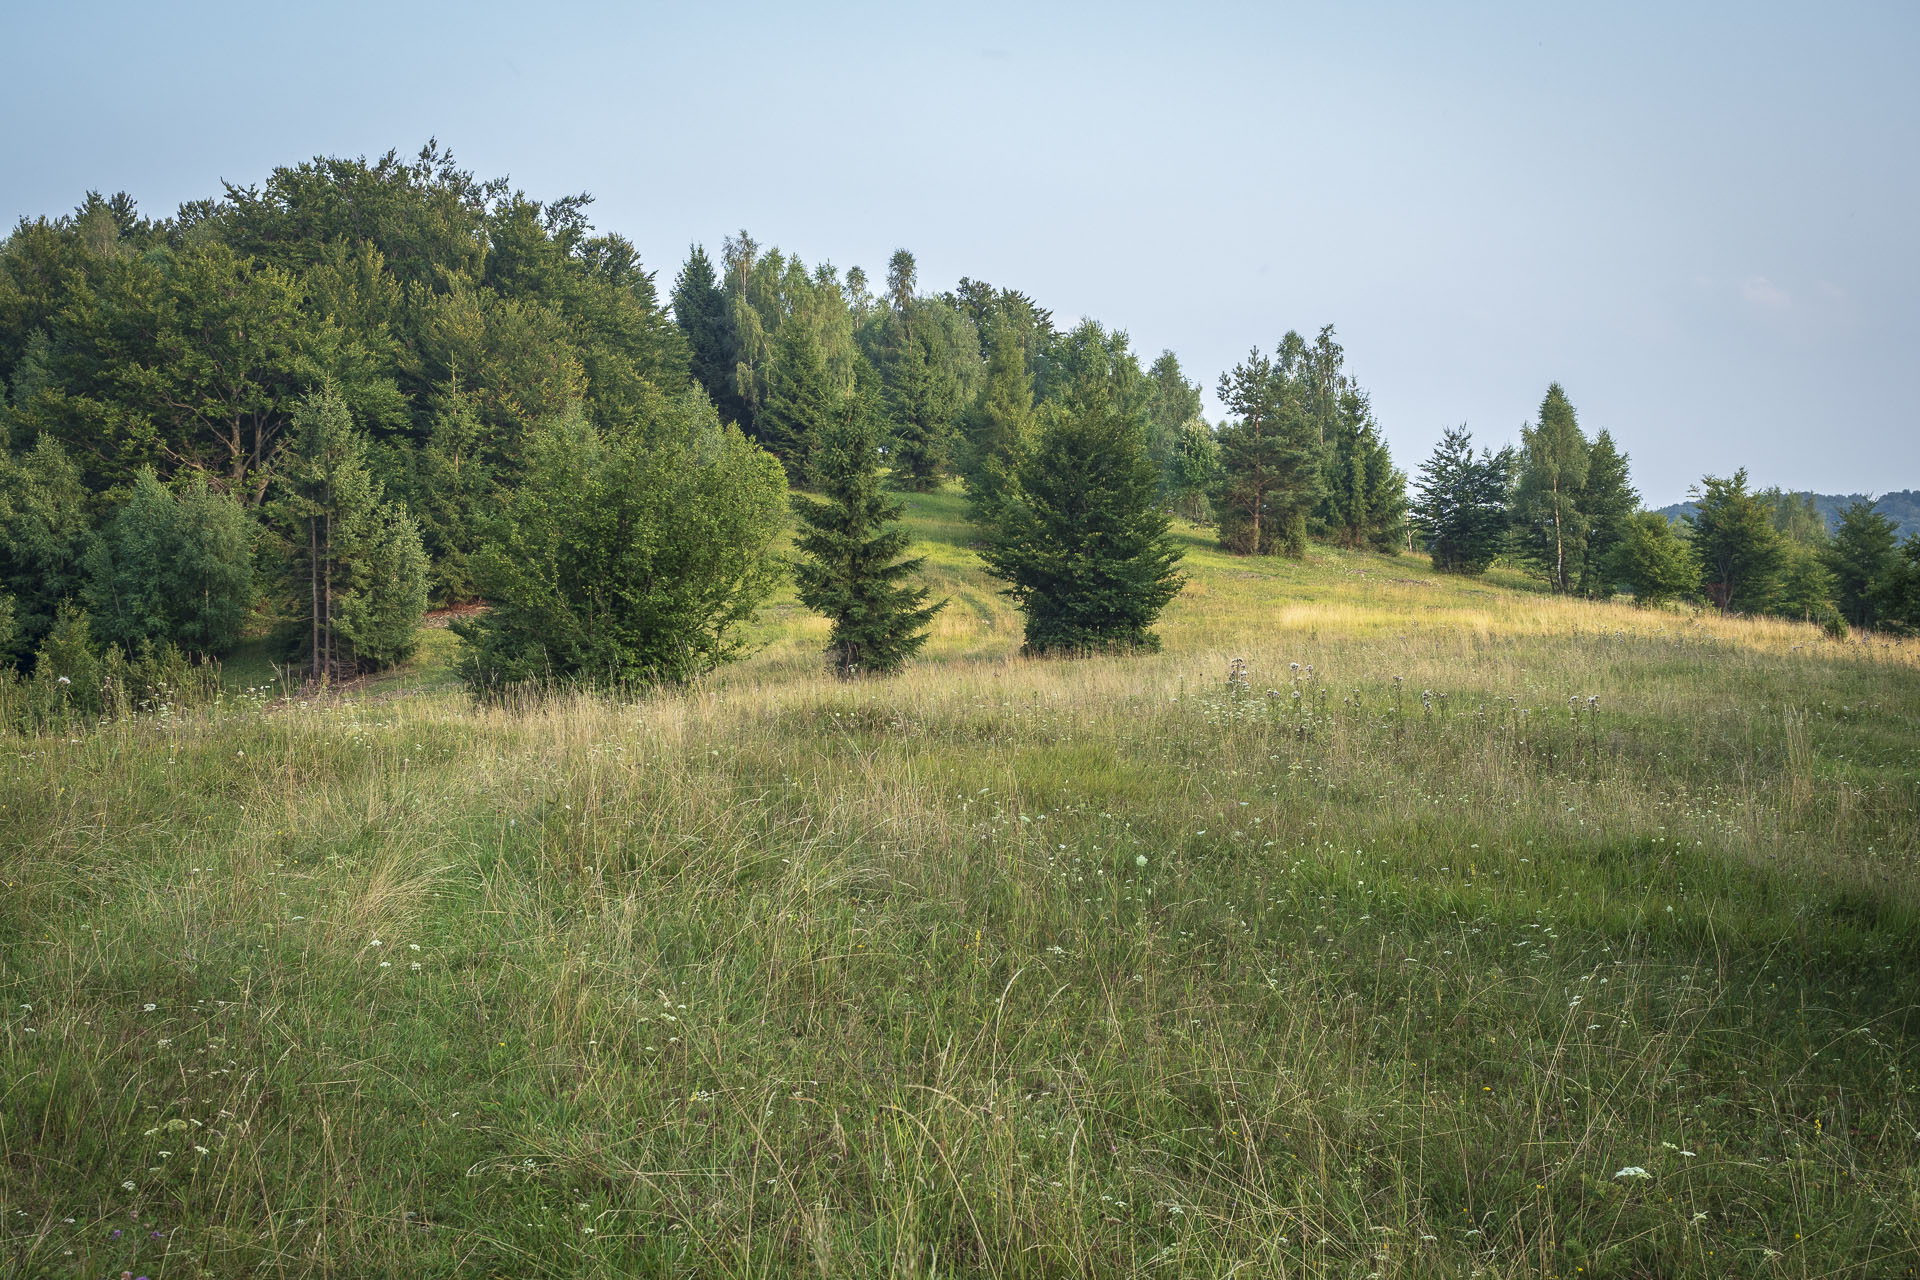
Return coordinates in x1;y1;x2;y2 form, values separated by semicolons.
4;1;1915;502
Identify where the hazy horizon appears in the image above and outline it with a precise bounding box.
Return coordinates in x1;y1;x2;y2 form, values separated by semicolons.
4;0;1915;504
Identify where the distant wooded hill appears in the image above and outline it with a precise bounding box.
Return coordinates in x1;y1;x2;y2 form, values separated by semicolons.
1656;490;1920;540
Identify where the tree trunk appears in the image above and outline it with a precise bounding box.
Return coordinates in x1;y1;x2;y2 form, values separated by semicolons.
1552;477;1565;592
309;517;321;683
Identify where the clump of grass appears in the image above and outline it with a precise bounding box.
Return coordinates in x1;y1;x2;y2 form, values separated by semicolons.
2;509;1916;1278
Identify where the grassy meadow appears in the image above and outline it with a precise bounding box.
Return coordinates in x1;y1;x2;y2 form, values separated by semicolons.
3;488;1918;1278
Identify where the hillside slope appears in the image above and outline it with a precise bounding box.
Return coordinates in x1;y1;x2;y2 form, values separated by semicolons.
4;495;1918;1279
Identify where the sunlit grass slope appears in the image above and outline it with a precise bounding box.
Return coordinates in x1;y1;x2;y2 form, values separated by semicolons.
4;490;1918;1279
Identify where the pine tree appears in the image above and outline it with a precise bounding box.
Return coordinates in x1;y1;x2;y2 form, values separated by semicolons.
276;386;428;681
1412;426;1513;574
759;319;837;479
1686;469;1786;613
1823;500;1899;628
980;396;1186;655
1512;384;1591;592
793;377;944;677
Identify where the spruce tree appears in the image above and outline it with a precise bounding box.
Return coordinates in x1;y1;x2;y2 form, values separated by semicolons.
959;317;1037;516
793;376;944;677
1576;429;1638;597
1212;338;1321;557
1318;386;1406;551
1686;469;1786;612
759;319;837;480
1412;426;1513;574
878;250;962;491
980;396;1186;655
276;386;428;681
1823;500;1899;628
671;244;740;421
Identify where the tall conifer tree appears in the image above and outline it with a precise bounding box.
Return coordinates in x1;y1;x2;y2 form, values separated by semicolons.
959;317;1037;515
793;373;944;676
1413;426;1514;574
1212;338;1320;557
1576;428;1638;596
276;386;428;681
671;244;740;422
980;395;1185;654
759;320;836;480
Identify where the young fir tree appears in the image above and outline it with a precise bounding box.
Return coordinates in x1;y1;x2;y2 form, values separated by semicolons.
31;601;103;715
1317;386;1406;551
276;386;429;682
1686;469;1786;613
1512;383;1591;593
878;250;962;491
758;319;837;480
1212;341;1321;557
1575;429;1638;597
1823;500;1900;628
1412;426;1514;574
793;375;945;677
980;395;1186;655
671;244;740;422
959;316;1037;517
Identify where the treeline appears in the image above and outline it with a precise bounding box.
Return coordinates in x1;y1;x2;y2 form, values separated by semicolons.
3;144;1909;722
0;144;1216;710
1405;386;1920;634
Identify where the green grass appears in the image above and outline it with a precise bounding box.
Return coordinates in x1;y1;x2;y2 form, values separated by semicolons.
3;494;1918;1278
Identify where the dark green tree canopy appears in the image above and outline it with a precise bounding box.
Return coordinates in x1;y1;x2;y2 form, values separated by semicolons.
793;371;944;676
980;393;1186;656
1213;336;1322;557
1412;426;1513;575
83;469;254;658
1686;469;1787;613
1823;500;1900;628
454;389;787;693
